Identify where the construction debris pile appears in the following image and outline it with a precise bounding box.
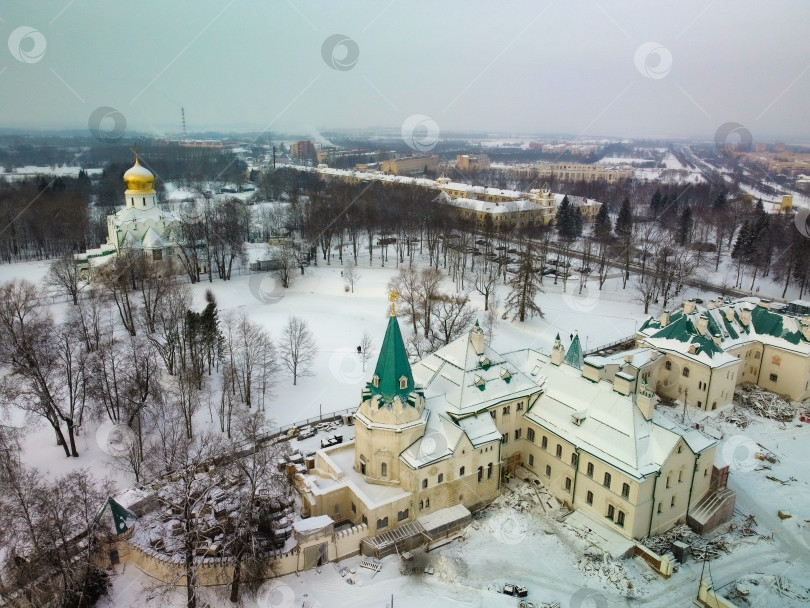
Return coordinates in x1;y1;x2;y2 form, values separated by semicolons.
717;407;753;429
735;385;796;422
725;574;810;607
642;515;764;562
574;546;635;594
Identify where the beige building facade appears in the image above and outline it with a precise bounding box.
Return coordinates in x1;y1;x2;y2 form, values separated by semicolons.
296;313;727;544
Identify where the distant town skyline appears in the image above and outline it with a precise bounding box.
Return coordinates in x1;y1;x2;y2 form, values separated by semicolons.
1;1;809;142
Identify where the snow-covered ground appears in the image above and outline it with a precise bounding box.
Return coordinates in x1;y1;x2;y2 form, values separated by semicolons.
3;242;810;607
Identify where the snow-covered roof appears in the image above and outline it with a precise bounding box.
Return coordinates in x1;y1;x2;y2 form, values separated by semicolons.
504;349;715;480
411;326;541;418
456;413;502;447
639;298;810;362
443;197;541;215
400;410;464;469
141;227;167;249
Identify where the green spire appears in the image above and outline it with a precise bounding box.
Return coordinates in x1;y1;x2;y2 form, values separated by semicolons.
95;496;137;535
372;315;414;401
564;333;583;369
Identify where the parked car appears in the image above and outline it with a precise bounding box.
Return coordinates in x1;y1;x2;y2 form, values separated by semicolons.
575;266;592;273
508;247;518;253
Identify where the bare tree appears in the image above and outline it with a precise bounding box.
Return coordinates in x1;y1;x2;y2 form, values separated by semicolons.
474;265;497;312
359;330;375;372
44;252;84;305
388;266;421;335
224;412;292;603
429;292;476;346
279;315;318;386
0;280;87;457
344;261;359;293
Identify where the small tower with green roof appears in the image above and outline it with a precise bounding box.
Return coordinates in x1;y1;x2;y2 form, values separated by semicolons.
564;332;584;369
353;292;427;485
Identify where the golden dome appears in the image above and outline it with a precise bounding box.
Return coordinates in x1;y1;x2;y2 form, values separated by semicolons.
123;158;155;192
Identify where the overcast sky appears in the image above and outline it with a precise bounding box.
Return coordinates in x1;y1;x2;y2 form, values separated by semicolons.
1;1;809;142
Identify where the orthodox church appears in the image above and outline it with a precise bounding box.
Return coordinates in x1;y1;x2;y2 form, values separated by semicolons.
296;298;732;549
76;156;180;270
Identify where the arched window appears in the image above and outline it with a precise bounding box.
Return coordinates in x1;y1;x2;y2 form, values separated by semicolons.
665;361;672;370
682;367;690;378
459;466;465;477
380;462;387;477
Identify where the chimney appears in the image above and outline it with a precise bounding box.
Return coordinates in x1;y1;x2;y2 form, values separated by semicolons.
613;371;635;396
740;309;752;326
801;316;810;341
697;315;709;335
636;382;658;421
582;359;602;383
684;299;696;314
660;310;671;327
724;307;735;322
470;322;485;355
758;299;771;310
649;350;659;361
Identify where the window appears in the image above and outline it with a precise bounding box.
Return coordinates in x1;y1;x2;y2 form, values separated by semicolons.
501;433;508;444
607;505;615;520
381;462;387;477
478;466;483;482
490;410;496;419
616;511;625;527
528;454;534;467
665;361;672;370
541;436;548;450
571;453;578;467
666;476;671;489
755;351;761;359
398;509;409;521
351;502;356;514
503;405;510;416
377;517;388;530
545;465;551;478
682;367;690;378
678;470;683;483
586;491;594;505
399;376;408;390
438;473;443;484
622;483;630;498
657;502;662;514
556;444;563;458
677;445;682;454
419;500;424;510
565;477;572;492
362;515;368;525
704;468;709;477
487;463;493;479
671;496;676;508
425;498;430;508
586;462;594;477
517;401;524;411
422;479;428;489
697;400;702;408
459;466;465;477
527;428;535;442
603;472;611;489
772;356;781;366
770;373;778;382
514;429;522;441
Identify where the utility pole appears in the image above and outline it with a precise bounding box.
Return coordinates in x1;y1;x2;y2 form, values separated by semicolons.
682;389;688;424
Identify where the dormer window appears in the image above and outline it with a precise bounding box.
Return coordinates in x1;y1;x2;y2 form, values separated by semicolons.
399;376;408;390
372;375;380;388
473;375;485;390
479;355;491;369
500;368;512;382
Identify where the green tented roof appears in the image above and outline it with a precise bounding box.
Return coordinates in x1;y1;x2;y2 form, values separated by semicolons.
751;305;802;345
371;314;415;401
564;334;583;369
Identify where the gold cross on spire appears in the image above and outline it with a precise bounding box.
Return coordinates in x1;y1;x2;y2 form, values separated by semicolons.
389;290;399;317
132;143;139;163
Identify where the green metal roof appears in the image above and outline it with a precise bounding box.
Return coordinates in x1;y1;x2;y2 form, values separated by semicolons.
371;314;415;402
751;305;802;345
564;334;583;369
